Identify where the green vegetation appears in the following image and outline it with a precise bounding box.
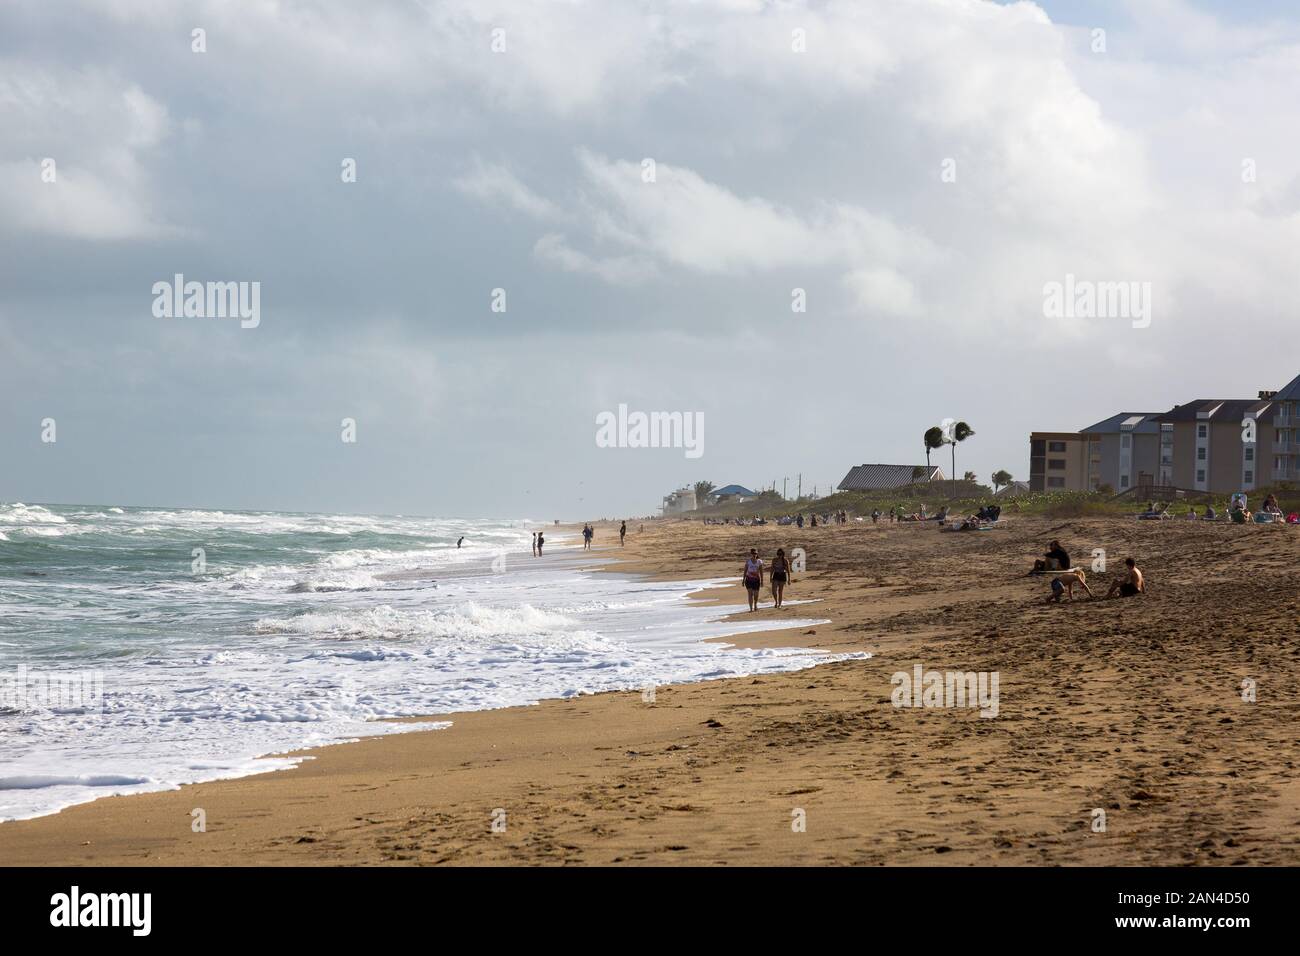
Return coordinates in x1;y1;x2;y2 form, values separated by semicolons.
686;483;1300;521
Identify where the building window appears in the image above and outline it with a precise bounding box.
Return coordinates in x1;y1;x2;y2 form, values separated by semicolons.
1048;441;1066;453
1198;424;1207;438
1121;435;1131;448
1197;469;1206;483
1245;470;1254;483
1245;447;1254;461
1120;475;1129;488
1047;477;1065;488
1197;447;1206;460
1048;459;1066;470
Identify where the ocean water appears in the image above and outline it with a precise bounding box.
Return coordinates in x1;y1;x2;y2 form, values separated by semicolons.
0;502;848;821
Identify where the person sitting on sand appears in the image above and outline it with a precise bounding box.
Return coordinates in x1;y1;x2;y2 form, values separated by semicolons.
1204;503;1217;520
1047;568;1093;602
1186;507;1197;520
1106;558;1145;598
1263;494;1283;516
1045;539;1070;572
770;547;791;609
742;548;764;612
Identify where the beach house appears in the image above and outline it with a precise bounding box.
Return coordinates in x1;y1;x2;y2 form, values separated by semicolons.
836;464;945;492
705;484;758;505
660;487;697;515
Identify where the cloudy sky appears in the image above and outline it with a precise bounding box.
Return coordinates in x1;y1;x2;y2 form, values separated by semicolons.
3;0;1298;518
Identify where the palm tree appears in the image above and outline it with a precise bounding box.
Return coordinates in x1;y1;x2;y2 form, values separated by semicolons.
963;471;976;483
991;469;1013;493
948;421;974;496
693;480;715;507
923;427;945;470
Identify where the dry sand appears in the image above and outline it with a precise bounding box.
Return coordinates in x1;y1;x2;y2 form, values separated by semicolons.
2;515;1298;865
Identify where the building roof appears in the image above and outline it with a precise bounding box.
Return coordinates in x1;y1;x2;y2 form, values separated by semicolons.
1159;399;1274;423
995;480;1030;496
710;484;756;498
1274;372;1300;402
837;464;944;491
1079;412;1164;433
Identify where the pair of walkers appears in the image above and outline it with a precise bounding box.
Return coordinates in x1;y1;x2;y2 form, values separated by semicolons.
742;547;793;611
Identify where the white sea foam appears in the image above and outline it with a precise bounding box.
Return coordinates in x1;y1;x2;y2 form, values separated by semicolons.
0;509;854;820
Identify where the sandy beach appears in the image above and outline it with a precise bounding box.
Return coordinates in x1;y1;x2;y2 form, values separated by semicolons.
2;515;1298;866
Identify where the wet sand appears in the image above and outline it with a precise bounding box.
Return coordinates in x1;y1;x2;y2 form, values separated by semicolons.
2;515;1298;865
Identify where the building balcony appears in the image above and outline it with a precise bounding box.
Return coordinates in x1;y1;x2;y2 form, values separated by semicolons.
1273;441;1294;454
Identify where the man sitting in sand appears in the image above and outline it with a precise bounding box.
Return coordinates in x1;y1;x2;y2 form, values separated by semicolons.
1106;558;1145;598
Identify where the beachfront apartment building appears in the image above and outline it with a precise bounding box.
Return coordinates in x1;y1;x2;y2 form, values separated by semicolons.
1029;372;1300;495
1028;432;1098;491
1269;372;1300;483
661;487;697;515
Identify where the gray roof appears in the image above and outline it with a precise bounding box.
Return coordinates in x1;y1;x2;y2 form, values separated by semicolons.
1271;372;1300;402
837;464;943;491
1159;398;1274;423
1080;412;1164;434
995;480;1030;496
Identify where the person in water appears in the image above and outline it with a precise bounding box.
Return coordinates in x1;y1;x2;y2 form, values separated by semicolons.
619;521;626;546
769;547;791;608
457;536;464;548
742;548;764;612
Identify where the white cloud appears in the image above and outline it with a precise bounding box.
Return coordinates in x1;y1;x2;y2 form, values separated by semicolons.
0;64;177;240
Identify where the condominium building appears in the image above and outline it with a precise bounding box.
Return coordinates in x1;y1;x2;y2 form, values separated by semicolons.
1028;372;1300;495
1028;432;1096;491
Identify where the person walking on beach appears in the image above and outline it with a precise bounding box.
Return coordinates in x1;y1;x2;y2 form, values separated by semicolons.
582;524;593;550
619;521;626;546
536;531;545;556
1107;558;1145;598
532;532;538;557
742;548;764;612
770;548;791;609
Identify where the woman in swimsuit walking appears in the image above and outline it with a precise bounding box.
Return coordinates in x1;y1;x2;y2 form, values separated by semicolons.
742;548;764;612
769;547;791;609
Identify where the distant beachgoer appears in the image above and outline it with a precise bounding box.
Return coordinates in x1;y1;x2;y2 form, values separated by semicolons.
582;524;593;550
1107;558;1145;598
810;514;818;528
457;536;465;548
743;548;764;612
1186;508;1197;520
872;509;881;524
532;532;538;557
1205;504;1217;520
770;547;791;608
536;531;545;556
797;514;804;529
619;521;627;546
1263;494;1283;516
